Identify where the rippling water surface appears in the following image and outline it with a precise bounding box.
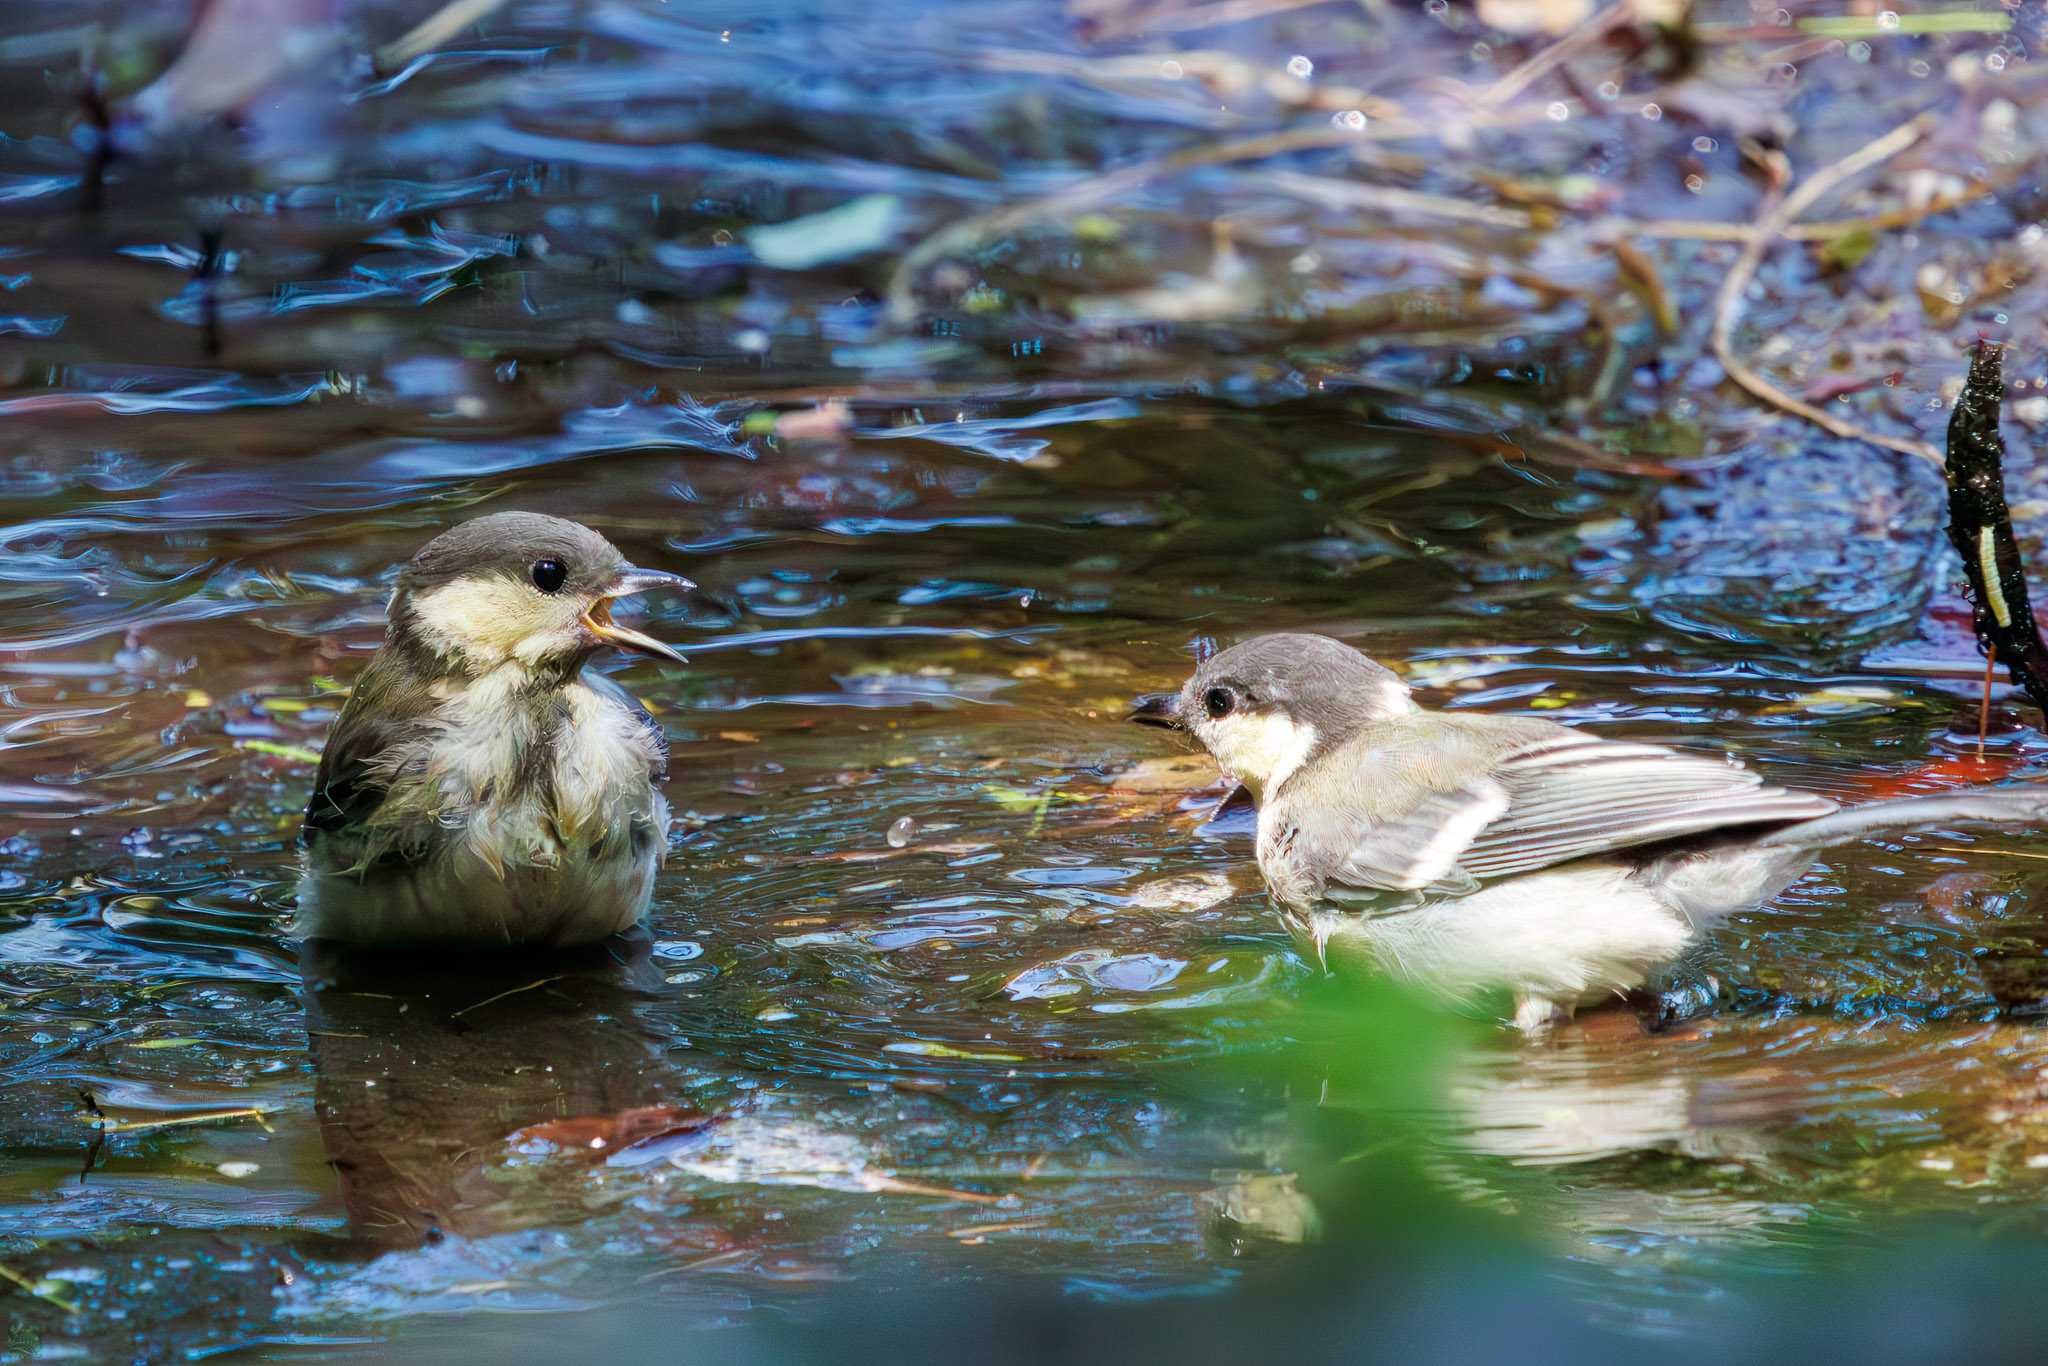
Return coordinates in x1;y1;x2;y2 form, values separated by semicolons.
3;0;2048;1358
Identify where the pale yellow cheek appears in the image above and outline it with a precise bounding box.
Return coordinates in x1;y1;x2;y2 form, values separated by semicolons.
411;578;580;666
1203;712;1317;796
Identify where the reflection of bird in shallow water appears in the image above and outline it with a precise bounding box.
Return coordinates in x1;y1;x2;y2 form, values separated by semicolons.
1444;1015;1806;1166
1132;633;2048;1032
298;943;1061;1287
298;938;717;1250
1201;1013;1823;1316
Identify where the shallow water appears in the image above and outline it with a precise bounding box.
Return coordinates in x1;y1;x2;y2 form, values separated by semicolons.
2;0;2047;1358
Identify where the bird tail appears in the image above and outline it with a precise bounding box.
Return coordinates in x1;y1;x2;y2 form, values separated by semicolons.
1749;785;2048;851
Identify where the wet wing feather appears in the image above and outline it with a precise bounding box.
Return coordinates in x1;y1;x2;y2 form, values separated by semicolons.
1456;732;1836;879
1317;727;1836;894
301;662;439;841
303;707;404;839
1329;781;1509;892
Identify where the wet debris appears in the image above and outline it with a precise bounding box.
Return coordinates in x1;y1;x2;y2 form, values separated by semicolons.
74;1088;273;1184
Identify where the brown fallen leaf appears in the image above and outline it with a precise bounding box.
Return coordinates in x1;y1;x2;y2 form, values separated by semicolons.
505;1105;718;1160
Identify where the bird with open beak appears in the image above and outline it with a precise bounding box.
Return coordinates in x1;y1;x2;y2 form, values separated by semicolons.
1132;632;2048;1033
295;512;693;947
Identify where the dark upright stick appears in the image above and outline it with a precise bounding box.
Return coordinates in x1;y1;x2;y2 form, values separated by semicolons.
1944;340;2048;720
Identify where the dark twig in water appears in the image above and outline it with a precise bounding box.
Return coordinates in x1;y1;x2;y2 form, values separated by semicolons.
1944;340;2048;723
78;70;111;215
77;1089;104;1184
194;228;223;359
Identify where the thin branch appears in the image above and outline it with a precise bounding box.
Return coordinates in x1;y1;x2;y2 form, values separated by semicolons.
81;1106;270;1135
861;1172;1015;1204
1710;114;1943;465
1475;0;1640;110
449;975;563;1020
0;1263;78;1315
377;0;511;71
1605;163;2015;244
1075;0;1342;41
1264;171;1537;229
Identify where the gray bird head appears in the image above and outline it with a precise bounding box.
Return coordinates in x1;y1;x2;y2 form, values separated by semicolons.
388;512;693;677
1128;633;1415;799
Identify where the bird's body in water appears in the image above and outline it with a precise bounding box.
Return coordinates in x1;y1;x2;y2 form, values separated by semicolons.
296;513;693;948
1132;633;2048;1032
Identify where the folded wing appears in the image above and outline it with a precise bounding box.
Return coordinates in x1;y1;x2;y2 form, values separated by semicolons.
1322;727;1838;893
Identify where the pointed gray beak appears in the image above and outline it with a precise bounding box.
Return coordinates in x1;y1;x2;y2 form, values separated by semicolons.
583;566;694;665
612;567;696;598
1126;691;1183;729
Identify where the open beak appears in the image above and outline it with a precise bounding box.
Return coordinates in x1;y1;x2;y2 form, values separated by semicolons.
1126;691;1184;729
583;566;694;665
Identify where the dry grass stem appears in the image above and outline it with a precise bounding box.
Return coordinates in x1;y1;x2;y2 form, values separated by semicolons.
1709;113;1943;465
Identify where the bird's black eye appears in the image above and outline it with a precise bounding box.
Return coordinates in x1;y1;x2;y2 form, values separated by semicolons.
530;558;568;593
1203;686;1237;719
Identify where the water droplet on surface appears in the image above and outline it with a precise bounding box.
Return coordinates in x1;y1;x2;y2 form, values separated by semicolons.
1877;9;1900;28
1684;173;1705;193
1987;52;2008;71
1330;109;1367;131
1159;59;1184;79
887;816;917;848
1545;101;1569;121
1426;0;1449;14
1641;102;1662;120
1596;80;1619;99
1286;54;1313;78
1848;40;1872;62
719;28;732;41
1693;135;1717;153
1909;58;1931;76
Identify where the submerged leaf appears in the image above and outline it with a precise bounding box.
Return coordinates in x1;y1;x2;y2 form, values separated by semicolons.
747;195;904;271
